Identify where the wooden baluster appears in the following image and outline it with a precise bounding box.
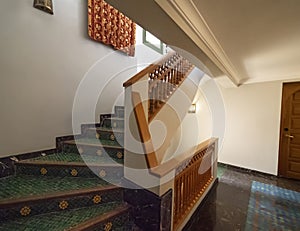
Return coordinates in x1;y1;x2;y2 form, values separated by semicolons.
194;162;198;196
182;173;186;214
179;175;183;217
163;65;168;102
148;73;154;115
178;59;182;84
174;179;178;221
187;167;191;207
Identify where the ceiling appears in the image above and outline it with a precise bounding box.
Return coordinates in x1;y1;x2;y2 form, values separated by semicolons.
107;0;300;86
190;0;300;84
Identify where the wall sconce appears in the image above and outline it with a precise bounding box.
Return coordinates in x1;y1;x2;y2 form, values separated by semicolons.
188;104;197;113
33;0;54;15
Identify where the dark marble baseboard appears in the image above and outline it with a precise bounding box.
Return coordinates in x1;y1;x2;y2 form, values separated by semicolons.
218;162;277;179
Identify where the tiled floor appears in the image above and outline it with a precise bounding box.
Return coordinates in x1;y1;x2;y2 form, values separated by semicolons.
183;164;300;231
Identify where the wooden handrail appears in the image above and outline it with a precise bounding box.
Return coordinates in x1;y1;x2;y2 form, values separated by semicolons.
150;138;217;177
123;51;176;88
131;91;158;168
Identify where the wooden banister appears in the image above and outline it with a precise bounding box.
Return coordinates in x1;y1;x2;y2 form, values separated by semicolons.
147;53;194;121
123;51;194;122
123;51;176;88
150;138;217;177
131;91;158;168
172;138;216;230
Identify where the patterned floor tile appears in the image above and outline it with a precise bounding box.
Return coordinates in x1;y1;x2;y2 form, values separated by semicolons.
245;181;300;231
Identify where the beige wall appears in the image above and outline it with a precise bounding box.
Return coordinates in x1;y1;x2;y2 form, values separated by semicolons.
169;78;286;175
0;0;119;156
0;1;158;157
219;81;283;175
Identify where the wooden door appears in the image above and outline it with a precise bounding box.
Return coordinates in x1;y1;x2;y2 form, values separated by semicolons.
278;82;300;180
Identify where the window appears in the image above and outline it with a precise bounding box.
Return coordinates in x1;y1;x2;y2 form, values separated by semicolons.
143;30;164;54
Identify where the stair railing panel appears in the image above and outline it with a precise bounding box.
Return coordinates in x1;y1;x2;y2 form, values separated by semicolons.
148;53;194;122
149;138;218;230
172;142;215;230
124;51;194;122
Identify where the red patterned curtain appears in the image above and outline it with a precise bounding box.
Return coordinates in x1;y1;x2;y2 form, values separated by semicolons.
88;0;136;56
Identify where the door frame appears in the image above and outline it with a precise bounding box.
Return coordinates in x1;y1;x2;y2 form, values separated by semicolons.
278;81;300;178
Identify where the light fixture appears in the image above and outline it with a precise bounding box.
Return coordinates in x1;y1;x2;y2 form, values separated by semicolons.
188;104;196;113
33;0;54;15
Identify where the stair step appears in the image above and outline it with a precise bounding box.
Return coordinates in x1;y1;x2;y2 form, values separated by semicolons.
16;155;124;179
62;139;124;164
84;128;124;146
114;106;124;118
64;139;123;149
0;174;124;220
69;203;130;231
20;152;122;165
0;202;130;231
0;175;109;202
101;117;124;129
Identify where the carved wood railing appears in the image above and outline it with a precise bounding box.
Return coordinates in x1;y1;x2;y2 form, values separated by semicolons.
173;143;214;230
148;138;217;230
123;51;194;122
148;52;194;121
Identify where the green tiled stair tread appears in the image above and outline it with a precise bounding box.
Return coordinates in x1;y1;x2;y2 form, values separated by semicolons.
0;175;109;201
22;153;122;165
0;202;126;231
66;138;122;148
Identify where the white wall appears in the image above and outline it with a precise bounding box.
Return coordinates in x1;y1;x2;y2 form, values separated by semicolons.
163;75;224;161
168;77;284;175
219;81;283;175
0;0;159;157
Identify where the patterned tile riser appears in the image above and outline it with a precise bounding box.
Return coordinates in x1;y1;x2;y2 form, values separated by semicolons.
0;190;124;221
16;165;124;180
102;118;124;129
62;143;124;163
89;211;132;231
84;129;124;146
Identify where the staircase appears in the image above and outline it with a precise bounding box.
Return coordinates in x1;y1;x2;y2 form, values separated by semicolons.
0;106;134;231
0;52;219;231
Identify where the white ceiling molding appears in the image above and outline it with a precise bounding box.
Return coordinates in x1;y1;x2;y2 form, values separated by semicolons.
243;74;300;85
155;0;241;86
